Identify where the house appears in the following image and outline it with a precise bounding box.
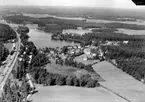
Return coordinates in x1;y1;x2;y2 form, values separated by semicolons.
84;48;91;55
123;41;129;44
28;55;33;64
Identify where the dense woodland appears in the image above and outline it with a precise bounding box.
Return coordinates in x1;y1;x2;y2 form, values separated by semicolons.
0;43;9;65
0;24;16;41
105;40;145;81
4;15;145;34
116;57;145;80
4;15;79;33
17;26;29;34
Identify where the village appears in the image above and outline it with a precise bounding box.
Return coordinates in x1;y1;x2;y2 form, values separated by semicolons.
37;39;128;66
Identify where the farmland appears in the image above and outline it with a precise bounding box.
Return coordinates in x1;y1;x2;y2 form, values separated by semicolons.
31;84;127;102
93;61;145;102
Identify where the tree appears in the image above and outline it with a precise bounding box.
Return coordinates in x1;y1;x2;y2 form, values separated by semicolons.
55;75;66;85
66;77;74;86
86;79;99;88
73;77;80;87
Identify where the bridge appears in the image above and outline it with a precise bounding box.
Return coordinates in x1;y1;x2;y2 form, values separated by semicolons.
0;20;21;96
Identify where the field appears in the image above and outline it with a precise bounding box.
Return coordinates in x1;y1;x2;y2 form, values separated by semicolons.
30;84;127;102
4;43;13;51
116;28;145;35
62;28;93;35
45;63;89;78
93;61;145;102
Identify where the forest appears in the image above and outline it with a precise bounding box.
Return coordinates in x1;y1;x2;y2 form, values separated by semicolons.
0;24;16;41
0;44;9;66
116;57;145;80
4;15;145;35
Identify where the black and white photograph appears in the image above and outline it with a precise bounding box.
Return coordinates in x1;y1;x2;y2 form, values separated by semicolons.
0;0;145;102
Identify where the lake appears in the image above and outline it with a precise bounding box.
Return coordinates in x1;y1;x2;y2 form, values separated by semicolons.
8;23;79;48
28;29;79;48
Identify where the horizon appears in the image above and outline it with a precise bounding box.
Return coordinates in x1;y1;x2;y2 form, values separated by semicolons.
0;0;139;9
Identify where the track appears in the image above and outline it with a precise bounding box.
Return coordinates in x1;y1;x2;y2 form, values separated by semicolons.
0;20;21;95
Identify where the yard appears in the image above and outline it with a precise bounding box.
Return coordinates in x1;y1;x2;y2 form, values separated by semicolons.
74;54;100;65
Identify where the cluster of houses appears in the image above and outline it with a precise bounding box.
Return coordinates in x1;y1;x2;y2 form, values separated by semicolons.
40;43;107;64
83;45;106;61
38;39;129;65
18;46;33;64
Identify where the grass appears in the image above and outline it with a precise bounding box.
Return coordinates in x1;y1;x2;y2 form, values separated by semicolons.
30;84;127;102
74;54;100;65
116;28;145;35
45;63;88;78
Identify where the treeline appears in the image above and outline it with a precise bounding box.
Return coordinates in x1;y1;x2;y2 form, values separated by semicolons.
105;40;145;81
43;23;77;34
84;22;145;30
17;26;29;34
56;57;95;73
104;23;145;30
0;24;16;41
52;31;144;46
105;39;145;59
29;67;99;88
4;15;79;33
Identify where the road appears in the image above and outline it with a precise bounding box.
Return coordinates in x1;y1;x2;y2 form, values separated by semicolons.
0;19;21;95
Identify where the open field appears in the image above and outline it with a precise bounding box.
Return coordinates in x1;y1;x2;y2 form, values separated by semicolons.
116;28;145;35
4;43;13;51
74;54;100;65
93;61;145;102
62;28;93;35
30;84;127;102
45;63;88;78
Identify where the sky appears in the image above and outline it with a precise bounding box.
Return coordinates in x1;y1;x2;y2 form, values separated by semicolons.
0;0;137;9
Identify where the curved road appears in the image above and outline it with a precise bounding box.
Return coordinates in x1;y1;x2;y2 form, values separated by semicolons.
0;20;21;95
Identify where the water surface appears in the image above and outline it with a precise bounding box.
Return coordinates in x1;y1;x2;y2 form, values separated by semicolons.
28;29;79;48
